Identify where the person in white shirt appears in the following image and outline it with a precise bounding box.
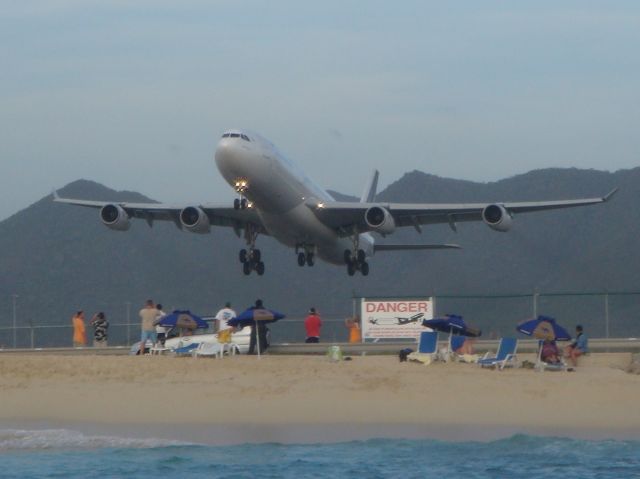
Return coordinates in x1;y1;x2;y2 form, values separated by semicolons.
215;302;236;332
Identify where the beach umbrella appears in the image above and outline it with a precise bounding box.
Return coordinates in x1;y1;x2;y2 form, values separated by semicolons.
156;310;208;330
516;315;572;341
227;308;285;329
422;315;482;338
422;314;481;356
228;308;286;358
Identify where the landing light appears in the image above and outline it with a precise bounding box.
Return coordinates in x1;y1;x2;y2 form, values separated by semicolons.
317;203;325;209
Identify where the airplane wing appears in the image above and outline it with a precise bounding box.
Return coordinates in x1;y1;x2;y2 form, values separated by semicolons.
53;193;267;233
308;188;617;235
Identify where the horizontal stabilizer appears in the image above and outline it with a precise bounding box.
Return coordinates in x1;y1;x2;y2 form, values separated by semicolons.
374;244;461;252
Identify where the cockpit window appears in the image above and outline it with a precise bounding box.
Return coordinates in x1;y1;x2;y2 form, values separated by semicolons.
221;132;250;141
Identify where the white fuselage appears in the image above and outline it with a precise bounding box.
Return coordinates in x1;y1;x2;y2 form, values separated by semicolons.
214;130;373;265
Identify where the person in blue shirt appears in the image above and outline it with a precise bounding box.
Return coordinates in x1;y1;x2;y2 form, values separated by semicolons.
565;325;589;367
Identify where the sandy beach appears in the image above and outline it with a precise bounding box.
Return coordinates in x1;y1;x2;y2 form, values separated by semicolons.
1;353;639;444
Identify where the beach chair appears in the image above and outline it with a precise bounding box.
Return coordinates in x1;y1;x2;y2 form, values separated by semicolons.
477;338;518;370
449;335;479;363
535;340;567;372
173;342;199;357
407;331;439;364
216;329;239;356
192;342;223;359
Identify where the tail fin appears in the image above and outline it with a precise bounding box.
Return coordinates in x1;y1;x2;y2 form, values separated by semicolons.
360;170;379;203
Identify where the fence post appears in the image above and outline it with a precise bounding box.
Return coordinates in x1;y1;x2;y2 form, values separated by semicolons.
604;293;610;339
30;320;34;349
532;290;538;318
126;302;131;345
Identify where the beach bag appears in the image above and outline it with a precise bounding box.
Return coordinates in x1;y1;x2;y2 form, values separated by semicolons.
327;345;343;362
399;348;413;362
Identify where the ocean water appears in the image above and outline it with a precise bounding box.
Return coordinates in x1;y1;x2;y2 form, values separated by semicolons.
1;429;639;479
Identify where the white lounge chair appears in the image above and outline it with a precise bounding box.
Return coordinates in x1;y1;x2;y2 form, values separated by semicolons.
192;342;223;359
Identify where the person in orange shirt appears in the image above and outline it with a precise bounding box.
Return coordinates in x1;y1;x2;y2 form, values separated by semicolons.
72;311;87;347
345;316;361;343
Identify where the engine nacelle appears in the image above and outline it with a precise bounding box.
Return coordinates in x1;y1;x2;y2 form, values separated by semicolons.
364;206;396;235
180;206;210;234
482;204;513;232
100;204;130;231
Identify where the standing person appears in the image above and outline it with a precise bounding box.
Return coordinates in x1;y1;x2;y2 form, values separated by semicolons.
215;302;237;333
90;312;109;347
345;316;361;343
138;299;159;355
565;325;589;367
304;307;322;343
72;311;87;347
248;299;269;354
155;304;168;345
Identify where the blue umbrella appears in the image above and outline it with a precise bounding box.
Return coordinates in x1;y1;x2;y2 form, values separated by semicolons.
517;315;572;341
422;315;482;338
157;310;208;330
227;308;286;329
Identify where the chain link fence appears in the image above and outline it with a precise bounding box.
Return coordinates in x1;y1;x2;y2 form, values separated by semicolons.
1;291;639;349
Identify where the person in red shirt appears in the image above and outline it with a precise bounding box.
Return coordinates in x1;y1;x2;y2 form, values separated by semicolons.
304;307;322;343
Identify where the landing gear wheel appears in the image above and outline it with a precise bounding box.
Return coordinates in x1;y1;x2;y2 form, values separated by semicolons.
356;249;366;264
242;262;252;275
252;249;261;262
347;262;356;276
306;253;314;267
240;198;248;209
239;249;247;263
361;261;369;276
234;198;240;210
297;252;306;266
255;261;265;275
343;250;352;264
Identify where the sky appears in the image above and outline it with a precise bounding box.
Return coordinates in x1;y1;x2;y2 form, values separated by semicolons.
2;1;640;220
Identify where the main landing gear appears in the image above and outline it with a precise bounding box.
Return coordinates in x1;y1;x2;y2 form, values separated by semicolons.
239;225;265;276
344;249;369;276
295;245;315;267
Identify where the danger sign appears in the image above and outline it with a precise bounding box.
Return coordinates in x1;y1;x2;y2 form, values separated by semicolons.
361;298;433;340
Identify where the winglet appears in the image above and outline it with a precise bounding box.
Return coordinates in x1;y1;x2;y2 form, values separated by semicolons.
603;188;618;202
52;189;60;201
360;170;379;203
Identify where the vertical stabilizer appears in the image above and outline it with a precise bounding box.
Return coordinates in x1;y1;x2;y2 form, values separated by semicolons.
360;170;379;203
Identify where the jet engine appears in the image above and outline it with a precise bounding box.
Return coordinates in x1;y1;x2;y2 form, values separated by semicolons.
100;204;130;231
482;204;513;232
180;206;210;234
364;206;396;235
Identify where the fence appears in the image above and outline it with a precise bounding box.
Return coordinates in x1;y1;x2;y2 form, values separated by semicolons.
1;291;640;349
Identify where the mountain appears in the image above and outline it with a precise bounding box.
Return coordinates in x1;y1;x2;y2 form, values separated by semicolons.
1;168;639;347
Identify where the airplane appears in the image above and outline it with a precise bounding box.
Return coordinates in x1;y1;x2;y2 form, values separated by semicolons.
369;313;424;326
54;129;617;276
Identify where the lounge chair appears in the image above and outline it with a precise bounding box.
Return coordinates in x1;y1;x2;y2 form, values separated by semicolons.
407;331;439;364
173;342;199;357
477;337;518;370
535;340;567;372
216;329;239;356
450;335;479;363
192;342;223;359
